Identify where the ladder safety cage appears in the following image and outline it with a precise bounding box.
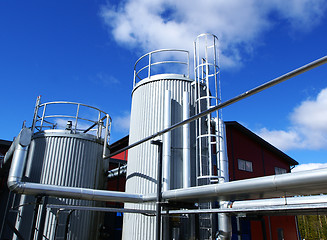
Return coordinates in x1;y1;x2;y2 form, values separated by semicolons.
194;33;223;185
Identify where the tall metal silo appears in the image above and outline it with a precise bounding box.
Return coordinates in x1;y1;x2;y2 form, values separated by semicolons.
13;97;111;240
122;50;196;240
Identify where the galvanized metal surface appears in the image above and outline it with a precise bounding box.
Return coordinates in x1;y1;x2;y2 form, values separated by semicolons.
183;91;191;188
194;33;221;185
47;204;156;215
123;74;195;240
105;54;327;159
13;130;107;240
162;195;327;216
10;155;327;205
5;54;327;240
160;167;327;202
30;97;112;159
4;128;32;165
162;90;171;191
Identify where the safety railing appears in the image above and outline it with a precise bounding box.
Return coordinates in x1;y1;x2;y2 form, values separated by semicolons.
133;49;190;87
31;96;112;157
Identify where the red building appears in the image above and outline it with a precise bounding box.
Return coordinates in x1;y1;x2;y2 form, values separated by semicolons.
107;121;299;240
225;121;299;240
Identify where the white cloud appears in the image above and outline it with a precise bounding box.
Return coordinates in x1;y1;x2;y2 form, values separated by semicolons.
265;0;325;31
258;128;303;150
113;112;131;133
100;0;326;68
257;88;327;151
292;163;327;172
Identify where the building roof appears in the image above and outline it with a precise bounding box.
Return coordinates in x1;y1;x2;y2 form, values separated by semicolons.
225;121;298;166
108;122;299;167
109;135;129;154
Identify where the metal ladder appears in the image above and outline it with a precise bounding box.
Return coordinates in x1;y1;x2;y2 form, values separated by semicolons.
194;33;222;239
54;209;74;240
194;34;222;185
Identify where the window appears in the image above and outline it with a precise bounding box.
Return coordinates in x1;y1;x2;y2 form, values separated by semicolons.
238;159;253;172
275;167;287;175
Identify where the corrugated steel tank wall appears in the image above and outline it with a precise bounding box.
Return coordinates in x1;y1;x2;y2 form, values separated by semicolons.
14;130;107;240
122;75;195;240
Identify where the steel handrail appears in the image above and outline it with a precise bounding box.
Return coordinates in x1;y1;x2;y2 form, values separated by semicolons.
38;101;108;115
133;49;190;86
31;98;112;159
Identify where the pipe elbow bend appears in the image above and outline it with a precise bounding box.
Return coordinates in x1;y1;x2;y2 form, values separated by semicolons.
7;177;24;193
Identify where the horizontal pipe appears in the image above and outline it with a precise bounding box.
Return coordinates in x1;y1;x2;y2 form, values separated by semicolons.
11;166;327;204
8;181;144;203
163;195;327;215
227;194;327;209
105;55;327;159
7;133;327;210
160;167;327;202
44;195;327;215
47;204;155;215
7;129;144;204
8;131;327;206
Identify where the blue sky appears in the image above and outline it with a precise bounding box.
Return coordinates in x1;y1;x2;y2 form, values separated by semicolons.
1;0;327;170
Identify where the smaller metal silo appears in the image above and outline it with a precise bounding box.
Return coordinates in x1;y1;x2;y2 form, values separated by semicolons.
12;97;111;240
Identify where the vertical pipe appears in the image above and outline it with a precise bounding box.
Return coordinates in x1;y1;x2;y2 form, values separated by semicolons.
216;119;231;240
8;145;29;187
194;42;200;186
217;119;229;183
183;91;191;188
151;140;163;240
162;90;171;191
236;216;241;240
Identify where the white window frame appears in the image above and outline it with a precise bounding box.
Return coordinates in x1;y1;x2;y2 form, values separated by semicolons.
275;167;287;175
238;159;253;172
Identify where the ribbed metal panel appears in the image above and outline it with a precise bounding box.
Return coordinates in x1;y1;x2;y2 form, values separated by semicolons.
14;130;106;240
122;75;195;240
